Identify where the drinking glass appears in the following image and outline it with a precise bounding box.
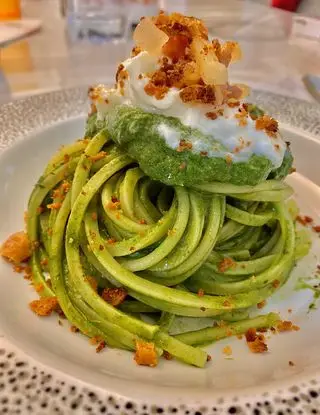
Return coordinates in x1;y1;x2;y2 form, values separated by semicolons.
66;0;129;43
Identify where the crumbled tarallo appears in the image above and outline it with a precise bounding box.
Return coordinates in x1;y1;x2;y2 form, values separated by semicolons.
218;257;235;273
29;297;58;317
101;287;127;307
245;328;268;353
134;340;158;367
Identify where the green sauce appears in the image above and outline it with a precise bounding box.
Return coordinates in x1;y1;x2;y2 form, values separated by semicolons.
87;105;293;186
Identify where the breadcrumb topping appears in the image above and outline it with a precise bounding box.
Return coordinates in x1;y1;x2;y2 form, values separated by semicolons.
134;340;158;367
218;257;235;273
0;231;31;264
29;297;58;317
101;287;127;307
245;328;268;353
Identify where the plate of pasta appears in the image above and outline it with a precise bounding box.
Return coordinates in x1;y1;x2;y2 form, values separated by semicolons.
0;11;320;411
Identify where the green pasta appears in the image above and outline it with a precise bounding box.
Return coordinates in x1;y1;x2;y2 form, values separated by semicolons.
19;125;306;368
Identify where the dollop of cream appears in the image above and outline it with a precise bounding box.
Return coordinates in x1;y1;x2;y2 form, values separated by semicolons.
92;51;286;168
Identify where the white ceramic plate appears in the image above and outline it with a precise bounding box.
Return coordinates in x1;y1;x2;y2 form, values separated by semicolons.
0;89;320;414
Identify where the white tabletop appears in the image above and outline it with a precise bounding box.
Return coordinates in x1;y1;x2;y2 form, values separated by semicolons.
0;0;319;104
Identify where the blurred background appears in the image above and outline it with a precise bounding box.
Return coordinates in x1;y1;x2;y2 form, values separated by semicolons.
0;0;319;104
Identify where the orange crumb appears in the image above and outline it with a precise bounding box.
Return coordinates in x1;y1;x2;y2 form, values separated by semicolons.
163;351;173;360
101;287;127;307
34;283;44;294
257;300;266;309
304;216;313;223
255;115;278;137
29;297;58;317
312;225;320;233
134;340;158;367
179;161;187;170
86;276;98;292
206;112;218;120
238;118;248;127
52;188;62;200
36;206;44;214
237;334;243;340
144;81;169;100
91;212;98;221
13;264;25;273
47;202;62;210
23;265;32;280
245;328;268;353
245;328;256;342
277;320;300;332
96;341;106;353
272;279;280;288
70;325;79;333
89;151;107;162
176;139;192;152
131;46;142;57
223;346;232;356
139;219;147;225
197;288;204;297
288;308;292;314
227;100;240;108
1;231;31;263
61;182;71;193
180;85;216;105
218;257;235;273
107;238;116;245
107;200;121;210
90;336;103;345
207;354;212;362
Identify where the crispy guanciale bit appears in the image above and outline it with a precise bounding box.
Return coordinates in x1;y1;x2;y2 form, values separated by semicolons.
29;297;58;317
0;231;31;264
101;287;128;307
134;340;158;367
245;328;268;353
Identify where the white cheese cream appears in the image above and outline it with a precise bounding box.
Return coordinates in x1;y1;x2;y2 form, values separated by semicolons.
92;51;286;168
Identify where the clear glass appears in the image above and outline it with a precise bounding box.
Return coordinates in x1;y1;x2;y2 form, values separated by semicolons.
66;0;129;44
